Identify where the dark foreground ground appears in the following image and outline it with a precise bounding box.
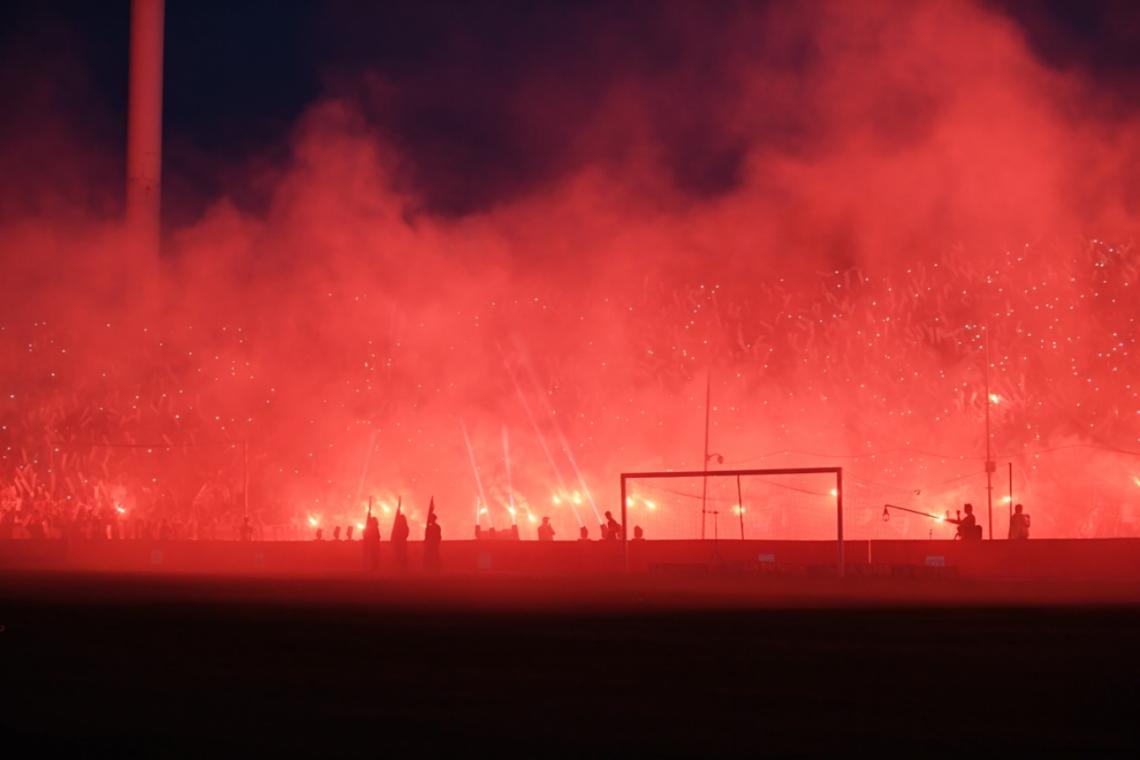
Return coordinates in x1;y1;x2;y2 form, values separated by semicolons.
3;572;1140;755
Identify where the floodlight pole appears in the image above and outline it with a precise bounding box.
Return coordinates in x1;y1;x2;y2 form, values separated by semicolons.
984;329;994;541
1008;461;1014;534
710;509;720;565
242;440;249;519
701;371;711;540
126;0;164;279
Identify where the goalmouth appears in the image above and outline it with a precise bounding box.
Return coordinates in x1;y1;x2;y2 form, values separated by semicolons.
619;467;844;577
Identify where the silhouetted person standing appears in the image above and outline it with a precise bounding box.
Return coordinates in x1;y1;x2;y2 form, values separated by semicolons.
954;503;981;541
603;510;622;541
239;516;253;542
578;526;590;541
391;503;410;570
537;516;555;541
632;525;645;541
363;511;381;572
424;498;441;572
1009;503;1030;540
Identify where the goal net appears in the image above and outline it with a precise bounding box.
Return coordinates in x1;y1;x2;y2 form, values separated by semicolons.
619;467;844;573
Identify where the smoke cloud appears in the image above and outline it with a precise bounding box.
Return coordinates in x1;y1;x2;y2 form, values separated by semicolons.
1;0;1137;540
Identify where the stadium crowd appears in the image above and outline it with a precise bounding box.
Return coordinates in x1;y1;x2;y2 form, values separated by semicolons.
0;481;258;541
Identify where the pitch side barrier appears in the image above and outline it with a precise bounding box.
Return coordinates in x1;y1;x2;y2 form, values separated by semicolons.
620;467;844;576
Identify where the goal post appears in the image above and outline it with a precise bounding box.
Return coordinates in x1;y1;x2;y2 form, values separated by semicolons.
619;467;844;576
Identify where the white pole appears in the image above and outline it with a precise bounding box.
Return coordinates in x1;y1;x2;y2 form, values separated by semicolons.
127;0;164;278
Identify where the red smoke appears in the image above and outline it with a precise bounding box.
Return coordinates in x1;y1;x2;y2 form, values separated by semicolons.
1;0;1137;541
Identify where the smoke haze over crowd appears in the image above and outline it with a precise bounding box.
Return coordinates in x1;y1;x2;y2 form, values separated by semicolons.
1;0;1137;541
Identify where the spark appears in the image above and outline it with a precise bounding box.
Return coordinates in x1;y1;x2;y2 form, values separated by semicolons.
502;424;516;524
518;349;601;522
462;420;492;527
501;349;580;525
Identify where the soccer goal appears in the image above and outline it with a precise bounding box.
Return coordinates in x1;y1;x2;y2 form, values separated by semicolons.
619;467;844;576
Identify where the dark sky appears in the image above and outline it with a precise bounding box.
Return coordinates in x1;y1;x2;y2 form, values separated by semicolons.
2;0;1138;224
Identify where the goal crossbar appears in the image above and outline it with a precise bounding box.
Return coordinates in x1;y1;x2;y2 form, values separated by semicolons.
620;467;844;576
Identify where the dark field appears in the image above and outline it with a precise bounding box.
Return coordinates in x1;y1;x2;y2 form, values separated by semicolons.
3;572;1140;755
